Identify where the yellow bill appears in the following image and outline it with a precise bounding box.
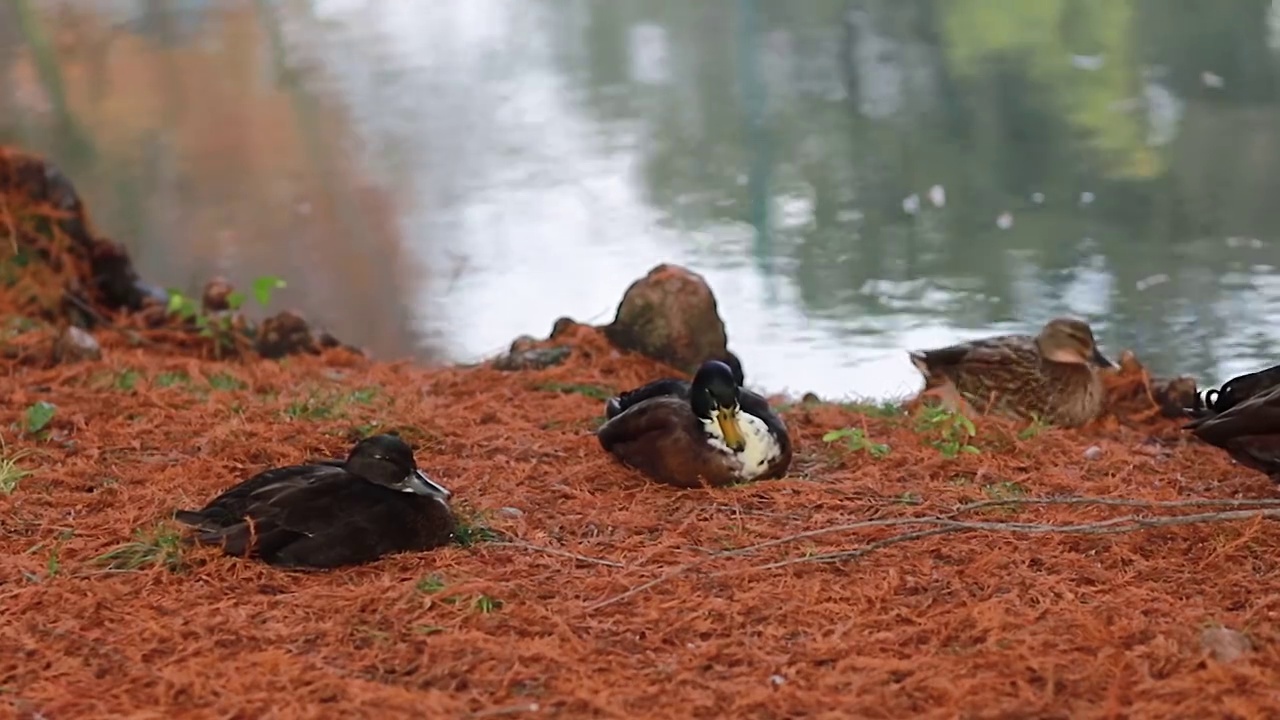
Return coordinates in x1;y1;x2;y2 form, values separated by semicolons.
716;407;746;451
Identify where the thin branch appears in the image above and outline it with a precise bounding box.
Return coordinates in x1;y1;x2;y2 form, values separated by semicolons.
950;496;1280;514
584;516;918;611
466;703;542;719
741;510;1279;571
738;527;956;573
488;541;624;569
583;498;1280;611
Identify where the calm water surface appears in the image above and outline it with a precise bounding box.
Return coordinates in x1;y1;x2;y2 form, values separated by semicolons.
5;0;1280;398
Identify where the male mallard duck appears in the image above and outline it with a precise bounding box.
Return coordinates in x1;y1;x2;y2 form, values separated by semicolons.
908;317;1115;428
604;352;744;419
1188;362;1280;419
174;434;456;569
1184;363;1280;480
596;359;792;488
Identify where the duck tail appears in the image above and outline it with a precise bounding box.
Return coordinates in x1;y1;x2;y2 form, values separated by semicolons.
908;351;933;375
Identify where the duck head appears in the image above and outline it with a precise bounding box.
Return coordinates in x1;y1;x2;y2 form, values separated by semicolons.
691;360;746;452
1036;317;1114;368
343;434;452;502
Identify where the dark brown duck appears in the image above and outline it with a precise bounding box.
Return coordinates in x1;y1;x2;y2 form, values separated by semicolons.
174;434;456;569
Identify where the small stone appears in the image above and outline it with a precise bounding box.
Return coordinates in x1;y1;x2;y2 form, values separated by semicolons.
1083;445;1104;461
201;277;236;313
255;310;317;359
550;317;577;339
509;335;540;354
1201;627;1252;663
601;263;729;375
492;345;572;371
51;326;101;363
499;507;525;519
1154;376;1200;418
769;674;786;686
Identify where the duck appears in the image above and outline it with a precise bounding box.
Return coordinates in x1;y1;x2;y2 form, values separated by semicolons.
1188;362;1280;418
604;351;745;419
907;316;1115;428
596;358;792;488
173;433;456;569
1184;363;1280;480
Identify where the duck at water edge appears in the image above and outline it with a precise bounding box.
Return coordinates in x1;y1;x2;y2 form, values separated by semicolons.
907;316;1115;428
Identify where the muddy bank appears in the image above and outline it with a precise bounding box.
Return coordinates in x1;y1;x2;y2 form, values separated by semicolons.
2;149;1280;719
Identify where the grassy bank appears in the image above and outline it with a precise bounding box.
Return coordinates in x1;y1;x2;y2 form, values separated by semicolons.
3;151;1280;719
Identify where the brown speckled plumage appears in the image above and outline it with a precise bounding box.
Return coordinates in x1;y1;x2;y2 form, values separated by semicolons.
909;317;1113;428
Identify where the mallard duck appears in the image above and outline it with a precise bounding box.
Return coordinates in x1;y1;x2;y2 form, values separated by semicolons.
596;358;792;488
173;434;456;569
1184;363;1280;479
908;317;1115;428
1188;362;1280;419
604;351;744;419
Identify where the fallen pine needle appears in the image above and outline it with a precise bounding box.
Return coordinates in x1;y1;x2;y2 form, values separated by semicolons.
488;540;625;568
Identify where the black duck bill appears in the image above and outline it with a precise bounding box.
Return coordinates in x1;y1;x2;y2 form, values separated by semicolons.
392;469;453;501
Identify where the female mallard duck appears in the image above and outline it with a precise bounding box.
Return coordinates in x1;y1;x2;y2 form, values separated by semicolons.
908;317;1115;428
596;358;792;488
1184;363;1280;480
174;434;456;569
604;352;744;419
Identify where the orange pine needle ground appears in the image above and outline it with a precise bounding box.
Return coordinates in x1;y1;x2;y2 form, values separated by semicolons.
3;146;1279;719
2;314;1279;719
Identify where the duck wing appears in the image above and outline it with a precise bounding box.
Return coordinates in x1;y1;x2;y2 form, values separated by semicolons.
604;379;694;419
191;477;417;567
174;463;348;531
597;395;692;451
910;335;1032;374
740;388;790;445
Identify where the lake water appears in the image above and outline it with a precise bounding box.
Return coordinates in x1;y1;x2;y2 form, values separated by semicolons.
5;0;1280;399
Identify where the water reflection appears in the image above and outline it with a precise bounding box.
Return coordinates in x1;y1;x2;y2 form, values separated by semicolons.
4;0;1280;398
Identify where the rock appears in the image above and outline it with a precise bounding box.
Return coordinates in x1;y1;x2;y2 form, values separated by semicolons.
493;343;572;371
1201;626;1252;663
1083;445;1104;460
1153;376;1199;419
315;329;365;357
202;277;236;313
51;326;102;364
255;310;319;359
550;317;577;339
510;335;540;354
499;507;525;519
601;264;729;375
